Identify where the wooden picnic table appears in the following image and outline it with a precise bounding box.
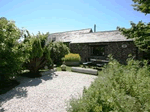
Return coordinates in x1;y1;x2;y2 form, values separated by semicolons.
90;59;109;63
82;58;109;68
90;58;109;69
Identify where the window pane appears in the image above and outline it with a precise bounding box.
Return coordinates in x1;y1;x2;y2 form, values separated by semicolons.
92;46;105;56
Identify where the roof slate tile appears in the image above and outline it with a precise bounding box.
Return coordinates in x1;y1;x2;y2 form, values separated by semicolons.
47;29;133;43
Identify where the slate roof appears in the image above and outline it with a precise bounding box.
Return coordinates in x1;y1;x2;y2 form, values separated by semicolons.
47;29;133;44
47;28;93;43
70;30;133;43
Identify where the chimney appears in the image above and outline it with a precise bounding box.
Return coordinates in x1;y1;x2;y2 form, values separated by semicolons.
94;24;96;32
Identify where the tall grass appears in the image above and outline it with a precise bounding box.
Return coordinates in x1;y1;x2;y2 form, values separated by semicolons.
67;56;150;112
62;53;81;62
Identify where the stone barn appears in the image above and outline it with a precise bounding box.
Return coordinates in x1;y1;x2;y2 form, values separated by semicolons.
47;28;143;64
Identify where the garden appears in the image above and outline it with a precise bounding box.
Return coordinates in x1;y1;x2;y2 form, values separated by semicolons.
1;0;150;109
0;17;100;95
66;0;150;111
0;17;71;94
66;56;150;112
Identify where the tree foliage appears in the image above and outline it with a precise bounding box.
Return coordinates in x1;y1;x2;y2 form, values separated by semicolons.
132;0;150;14
117;21;150;52
117;0;150;60
0;17;27;81
0;17;68;79
67;57;150;112
23;31;52;74
50;42;70;65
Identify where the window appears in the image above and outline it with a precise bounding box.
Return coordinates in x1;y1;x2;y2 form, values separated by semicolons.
91;45;105;56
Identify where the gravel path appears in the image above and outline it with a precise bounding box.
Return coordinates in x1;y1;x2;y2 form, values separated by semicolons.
0;71;97;112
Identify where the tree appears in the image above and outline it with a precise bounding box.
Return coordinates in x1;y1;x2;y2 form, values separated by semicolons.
117;0;150;60
0;17;27;81
132;0;150;14
50;42;70;65
23;31;52;75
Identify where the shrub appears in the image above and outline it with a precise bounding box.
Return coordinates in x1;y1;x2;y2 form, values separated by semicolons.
50;42;70;65
63;53;81;62
23;31;52;75
67;56;150;112
0;17;28;81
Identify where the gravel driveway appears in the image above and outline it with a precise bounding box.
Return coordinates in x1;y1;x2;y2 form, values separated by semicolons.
0;71;97;112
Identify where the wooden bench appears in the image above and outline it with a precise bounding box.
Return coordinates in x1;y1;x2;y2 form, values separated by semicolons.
82;62;93;68
71;67;98;75
96;64;103;67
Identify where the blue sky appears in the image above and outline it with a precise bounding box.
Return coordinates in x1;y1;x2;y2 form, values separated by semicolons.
0;0;150;34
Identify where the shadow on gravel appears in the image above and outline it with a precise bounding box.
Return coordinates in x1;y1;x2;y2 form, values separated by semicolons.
19;71;56;87
0;84;28;105
0;107;5;112
0;71;57;106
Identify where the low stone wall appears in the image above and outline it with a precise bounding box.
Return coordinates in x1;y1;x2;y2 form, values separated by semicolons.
71;67;98;75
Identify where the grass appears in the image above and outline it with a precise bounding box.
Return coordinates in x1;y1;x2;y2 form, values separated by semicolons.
39;69;49;72
21;69;49;74
20;69;50;78
57;66;72;72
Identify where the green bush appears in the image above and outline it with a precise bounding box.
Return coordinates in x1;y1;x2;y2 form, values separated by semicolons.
23;31;52;75
0;17;28;81
63;53;81;62
67;56;150;112
50;42;70;65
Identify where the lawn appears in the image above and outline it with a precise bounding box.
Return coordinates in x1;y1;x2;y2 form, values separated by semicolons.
57;66;72;72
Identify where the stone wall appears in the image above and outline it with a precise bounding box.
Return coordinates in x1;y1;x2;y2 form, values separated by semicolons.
69;43;90;62
106;41;136;64
70;41;143;64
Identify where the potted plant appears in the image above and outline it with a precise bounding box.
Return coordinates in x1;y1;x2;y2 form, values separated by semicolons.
61;62;66;71
62;53;81;66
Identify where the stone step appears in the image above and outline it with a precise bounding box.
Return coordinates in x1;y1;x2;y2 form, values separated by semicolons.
71;67;98;75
